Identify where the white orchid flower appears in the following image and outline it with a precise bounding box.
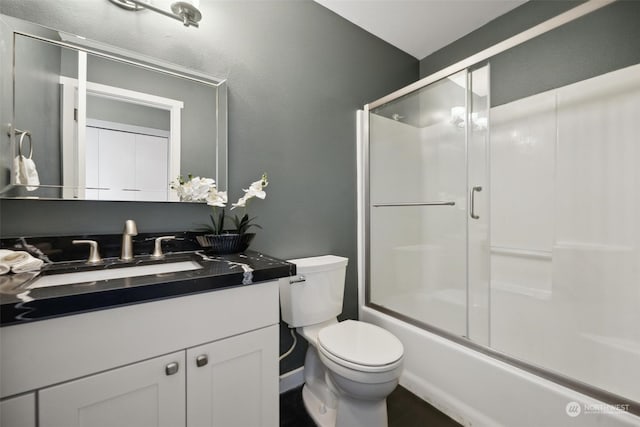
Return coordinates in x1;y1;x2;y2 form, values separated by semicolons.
179;180;193;201
190;176;216;201
230;174;268;209
171;175;218;202
207;190;227;207
246;180;267;199
231;195;248;210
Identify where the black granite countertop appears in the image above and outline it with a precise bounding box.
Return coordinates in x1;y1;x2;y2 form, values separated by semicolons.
0;250;295;326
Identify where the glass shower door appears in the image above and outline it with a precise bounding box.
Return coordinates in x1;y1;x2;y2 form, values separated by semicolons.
368;70;471;337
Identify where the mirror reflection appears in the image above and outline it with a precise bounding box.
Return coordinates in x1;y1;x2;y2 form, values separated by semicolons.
2;23;227;202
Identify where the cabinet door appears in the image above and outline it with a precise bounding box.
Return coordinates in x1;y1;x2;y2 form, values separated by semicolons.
39;351;185;427
0;393;36;427
187;325;279;427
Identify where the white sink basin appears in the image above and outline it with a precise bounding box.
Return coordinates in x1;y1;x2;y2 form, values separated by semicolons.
27;260;203;289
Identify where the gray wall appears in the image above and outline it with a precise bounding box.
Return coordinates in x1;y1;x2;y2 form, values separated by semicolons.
12;34;62;196
0;0;418;373
0;18;10;188
419;1;581;78
420;1;640;106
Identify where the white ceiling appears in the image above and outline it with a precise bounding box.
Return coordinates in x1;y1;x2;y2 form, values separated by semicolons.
314;0;527;59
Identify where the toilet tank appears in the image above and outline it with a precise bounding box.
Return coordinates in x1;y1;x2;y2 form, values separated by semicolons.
279;255;349;327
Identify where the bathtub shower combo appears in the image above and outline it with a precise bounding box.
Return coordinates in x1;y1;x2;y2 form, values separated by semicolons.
358;1;639;426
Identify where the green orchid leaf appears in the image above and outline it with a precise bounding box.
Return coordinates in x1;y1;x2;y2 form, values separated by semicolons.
209;214;217;233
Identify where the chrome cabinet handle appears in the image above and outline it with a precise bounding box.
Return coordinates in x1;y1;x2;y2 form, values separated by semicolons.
165;362;179;376
470;186;483;219
196;354;208;367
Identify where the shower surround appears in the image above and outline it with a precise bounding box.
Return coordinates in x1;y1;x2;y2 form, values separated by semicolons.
359;56;640;427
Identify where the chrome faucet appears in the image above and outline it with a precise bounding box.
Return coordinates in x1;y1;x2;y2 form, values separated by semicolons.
120;219;138;261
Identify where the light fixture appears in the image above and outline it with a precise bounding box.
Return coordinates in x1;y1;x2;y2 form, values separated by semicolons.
450;106;466;128
450;107;487;130
108;0;202;28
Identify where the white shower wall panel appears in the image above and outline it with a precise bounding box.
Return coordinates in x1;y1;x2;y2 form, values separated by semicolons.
369;115;424;303
555;65;639;249
489;63;640;403
369;114;467;335
369;115;426;204
490;92;556;254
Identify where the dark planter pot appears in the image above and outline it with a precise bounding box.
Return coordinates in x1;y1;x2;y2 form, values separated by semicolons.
196;233;256;254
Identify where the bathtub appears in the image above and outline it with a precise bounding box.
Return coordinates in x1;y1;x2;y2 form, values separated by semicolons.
361;302;640;427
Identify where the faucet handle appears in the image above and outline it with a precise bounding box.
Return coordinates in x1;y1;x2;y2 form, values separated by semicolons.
72;240;102;264
123;219;138;236
152;236;176;258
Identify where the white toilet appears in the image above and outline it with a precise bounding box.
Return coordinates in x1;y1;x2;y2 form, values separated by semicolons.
279;255;404;427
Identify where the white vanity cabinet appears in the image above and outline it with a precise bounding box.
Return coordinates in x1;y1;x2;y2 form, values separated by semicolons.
0;393;36;427
0;280;280;427
187;325;279;427
39;351;186;427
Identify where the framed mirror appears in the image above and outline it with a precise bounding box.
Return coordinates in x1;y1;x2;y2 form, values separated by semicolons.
0;14;227;202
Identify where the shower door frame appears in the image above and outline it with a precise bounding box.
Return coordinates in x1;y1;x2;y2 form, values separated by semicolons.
359;0;639;416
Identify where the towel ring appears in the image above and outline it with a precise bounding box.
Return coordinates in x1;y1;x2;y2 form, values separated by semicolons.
18;131;33;159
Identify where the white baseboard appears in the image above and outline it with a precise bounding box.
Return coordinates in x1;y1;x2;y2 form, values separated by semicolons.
279;366;305;394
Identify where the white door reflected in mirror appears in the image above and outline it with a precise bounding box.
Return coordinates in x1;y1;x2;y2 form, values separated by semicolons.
85;126;169;201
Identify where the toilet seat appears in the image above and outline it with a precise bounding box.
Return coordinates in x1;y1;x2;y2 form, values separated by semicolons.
317;320;404;373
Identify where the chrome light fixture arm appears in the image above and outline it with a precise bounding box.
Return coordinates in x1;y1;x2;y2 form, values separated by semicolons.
108;0;202;28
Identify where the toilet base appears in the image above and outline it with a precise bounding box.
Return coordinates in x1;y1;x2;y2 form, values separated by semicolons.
302;383;390;427
334;393;388;427
302;384;336;427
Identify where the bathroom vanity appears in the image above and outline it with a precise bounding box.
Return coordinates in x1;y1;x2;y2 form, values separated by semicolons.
0;246;293;427
0;12;288;427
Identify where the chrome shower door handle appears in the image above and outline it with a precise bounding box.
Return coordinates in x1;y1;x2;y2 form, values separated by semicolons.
470;186;483;220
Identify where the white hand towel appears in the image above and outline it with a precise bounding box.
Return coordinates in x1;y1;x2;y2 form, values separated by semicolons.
0;251;30;266
0;250;44;273
0;272;37;294
13;155;40;191
0;249;14;259
12;256;44;273
0;249;12;275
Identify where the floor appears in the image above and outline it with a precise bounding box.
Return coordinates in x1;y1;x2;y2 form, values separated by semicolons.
280;385;461;427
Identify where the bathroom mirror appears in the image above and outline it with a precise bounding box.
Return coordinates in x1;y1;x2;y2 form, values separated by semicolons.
0;14;227;202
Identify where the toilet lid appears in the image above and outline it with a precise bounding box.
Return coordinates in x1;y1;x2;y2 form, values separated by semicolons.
317;320;404;367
